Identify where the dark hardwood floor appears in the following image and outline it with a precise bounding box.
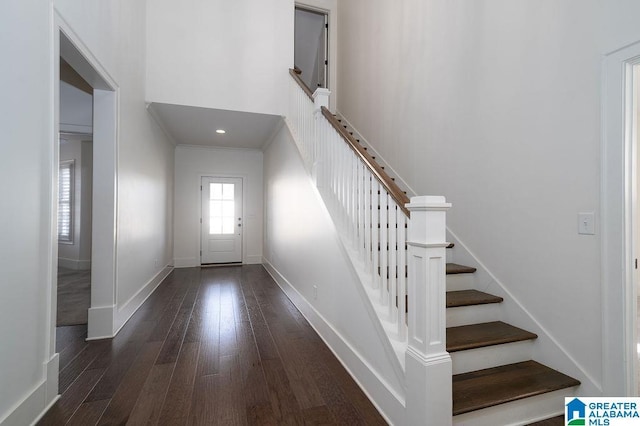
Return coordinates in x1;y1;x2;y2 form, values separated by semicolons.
40;265;386;425
57;267;91;326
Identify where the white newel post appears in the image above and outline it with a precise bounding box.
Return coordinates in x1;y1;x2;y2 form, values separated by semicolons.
312;88;330;186
405;196;452;426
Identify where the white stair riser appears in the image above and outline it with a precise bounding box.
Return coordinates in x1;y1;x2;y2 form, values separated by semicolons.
453;387;577;426
447;248;454;264
447;303;502;327
446;273;477;291
451;340;534;374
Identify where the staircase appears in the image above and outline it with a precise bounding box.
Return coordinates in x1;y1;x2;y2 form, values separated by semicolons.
445;255;579;424
288;70;579;425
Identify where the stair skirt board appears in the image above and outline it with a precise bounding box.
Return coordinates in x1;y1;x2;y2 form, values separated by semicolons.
453;388;575;426
450;340;534;375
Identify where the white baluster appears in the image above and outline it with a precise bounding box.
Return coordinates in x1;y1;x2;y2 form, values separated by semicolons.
397;213;407;339
388;203;398;322
348;152;355;244
352;155;358;247
379;192;388;306
371;179;379;289
358;163;365;260
364;170;372;269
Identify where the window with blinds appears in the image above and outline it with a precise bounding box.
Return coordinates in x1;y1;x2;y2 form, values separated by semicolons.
58;160;74;243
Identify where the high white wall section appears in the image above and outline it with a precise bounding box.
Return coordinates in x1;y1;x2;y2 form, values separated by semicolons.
263;124;405;423
146;0;294;116
0;1;175;424
174;146;264;267
0;1;56;423
336;0;640;395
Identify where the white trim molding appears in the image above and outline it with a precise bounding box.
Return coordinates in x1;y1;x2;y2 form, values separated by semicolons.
262;258;405;425
601;39;640;396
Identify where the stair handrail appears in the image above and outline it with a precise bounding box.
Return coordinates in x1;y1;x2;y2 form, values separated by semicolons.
287;69;453;424
290;65;410;216
289;68;314;100
320;107;411;217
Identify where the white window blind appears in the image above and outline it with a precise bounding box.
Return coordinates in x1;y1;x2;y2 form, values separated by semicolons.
58;160;74;243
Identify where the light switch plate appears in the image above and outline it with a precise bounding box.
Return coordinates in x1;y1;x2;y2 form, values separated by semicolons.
578;212;595;235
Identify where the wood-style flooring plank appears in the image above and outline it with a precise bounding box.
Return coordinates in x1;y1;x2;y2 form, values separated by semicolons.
66;399;109;426
155;283;199;364
59;339;111;394
157;341;200;425
302;405;338;425
96;341;163;425
234;318;271;411
38;367;105;426
43;265;385;425
84;320;156;403
262;358;305;424
211;354;247;426
126;363;174;425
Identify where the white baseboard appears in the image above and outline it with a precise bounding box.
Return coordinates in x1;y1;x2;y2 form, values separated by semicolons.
0;355;60;426
262;258;405;426
58;257;91;270
87;304;115;340
114;266;174;334
173;257;198;268
44;354;59;410
87;266;174;340
244;255;262;265
175;256;262;267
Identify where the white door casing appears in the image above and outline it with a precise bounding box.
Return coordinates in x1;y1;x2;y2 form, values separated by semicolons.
201;177;243;264
602;40;640;396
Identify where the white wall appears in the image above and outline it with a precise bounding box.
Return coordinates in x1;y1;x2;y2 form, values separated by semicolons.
58;139;93;270
146;0;294;116
335;0;640;395
263;124;405;423
174;146;263;267
0;1;57;423
0;1;175;424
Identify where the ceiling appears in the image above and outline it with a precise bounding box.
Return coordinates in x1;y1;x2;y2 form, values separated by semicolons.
147;102;283;150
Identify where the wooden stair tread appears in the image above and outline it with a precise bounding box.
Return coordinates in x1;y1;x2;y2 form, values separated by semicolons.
447;321;537;352
446;290;503;308
453;360;580;416
526;416;565;426
446;263;477;274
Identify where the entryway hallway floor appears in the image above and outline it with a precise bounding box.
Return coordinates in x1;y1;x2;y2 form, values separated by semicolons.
39;265;386;425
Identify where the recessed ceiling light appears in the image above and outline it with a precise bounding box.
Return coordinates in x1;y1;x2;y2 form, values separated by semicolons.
216;129;226;134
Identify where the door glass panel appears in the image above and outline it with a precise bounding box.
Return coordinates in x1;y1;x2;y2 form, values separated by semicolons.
209;183;235;235
222;184;234;200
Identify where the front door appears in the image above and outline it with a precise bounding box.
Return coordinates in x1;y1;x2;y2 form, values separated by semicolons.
201;177;242;264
